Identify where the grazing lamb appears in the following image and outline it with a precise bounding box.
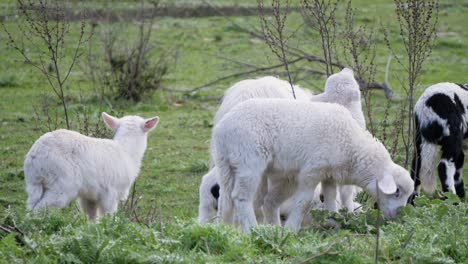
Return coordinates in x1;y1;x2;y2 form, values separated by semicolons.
411;82;467;200
199;71;365;223
213;99;413;233
24;112;159;219
200;76;315;224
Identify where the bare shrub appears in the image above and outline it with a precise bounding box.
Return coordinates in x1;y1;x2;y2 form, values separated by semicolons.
2;0;91;129
385;0;439;166
301;0;339;77
88;0;171;102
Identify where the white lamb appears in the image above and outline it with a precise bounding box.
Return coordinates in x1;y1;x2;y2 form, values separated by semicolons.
199;70;364;224
24;112;159;219
310;68;365;212
213;99;413;233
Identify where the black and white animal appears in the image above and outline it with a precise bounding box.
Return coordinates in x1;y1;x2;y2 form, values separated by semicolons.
411;82;467;200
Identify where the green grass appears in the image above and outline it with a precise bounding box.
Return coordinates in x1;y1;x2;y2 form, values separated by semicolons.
1;0;468;263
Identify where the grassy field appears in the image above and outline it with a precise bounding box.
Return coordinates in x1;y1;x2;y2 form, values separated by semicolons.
0;0;467;263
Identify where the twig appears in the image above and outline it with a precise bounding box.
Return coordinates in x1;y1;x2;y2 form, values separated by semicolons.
0;223;26;246
177;57;305;93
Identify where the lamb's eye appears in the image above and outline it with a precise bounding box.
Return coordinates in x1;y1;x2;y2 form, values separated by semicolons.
394;187;400;198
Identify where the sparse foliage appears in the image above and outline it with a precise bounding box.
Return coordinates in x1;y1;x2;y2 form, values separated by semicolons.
301;0;339;77
2;0;91;129
258;0;296;98
385;0;439;166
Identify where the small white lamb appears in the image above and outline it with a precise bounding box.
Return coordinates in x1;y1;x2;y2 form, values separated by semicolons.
24;112;159;219
213;99;413;233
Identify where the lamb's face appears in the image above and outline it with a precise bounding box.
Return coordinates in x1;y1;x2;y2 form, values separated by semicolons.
375;165;414;218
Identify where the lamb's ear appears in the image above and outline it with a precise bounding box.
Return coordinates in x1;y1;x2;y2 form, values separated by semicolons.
341;67;354;76
143;116;159;132
102;112;120;131
378;174;397;195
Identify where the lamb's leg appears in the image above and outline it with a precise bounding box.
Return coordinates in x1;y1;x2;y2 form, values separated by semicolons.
284;174;318;231
263;178;294;226
321;180;338;212
98;191;119;217
454;151;465;199
33;184;75;210
438;136;463;195
253;175;268;224
218;189;234;224
78;198;98;220
232;167;263;234
216;164;235;224
339;185;357;212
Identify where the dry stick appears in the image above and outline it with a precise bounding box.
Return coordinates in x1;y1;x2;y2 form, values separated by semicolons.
159;203;164;237
171;57;305;93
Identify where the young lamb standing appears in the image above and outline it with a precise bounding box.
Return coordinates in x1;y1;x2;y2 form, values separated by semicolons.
213;99;413;233
24;112;159;219
411;82;467;200
200;76;314;224
199;70;364;224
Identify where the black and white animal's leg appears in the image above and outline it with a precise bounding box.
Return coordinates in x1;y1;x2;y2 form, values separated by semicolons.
410;115;423;203
438;136;463;196
454;151;465;199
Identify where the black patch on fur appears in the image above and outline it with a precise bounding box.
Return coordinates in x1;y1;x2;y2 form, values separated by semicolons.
455;179;466;199
420;121;444;143
426;93;458;120
454;94;465;114
437;162;449;193
210;183;220;200
455;152;466;199
456;83;468;91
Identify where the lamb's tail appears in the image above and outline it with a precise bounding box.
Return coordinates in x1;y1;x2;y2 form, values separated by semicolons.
25;179;44;210
215;157;235;223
